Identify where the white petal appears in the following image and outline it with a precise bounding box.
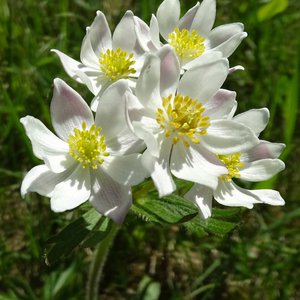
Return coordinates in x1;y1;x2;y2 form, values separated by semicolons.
233;108;270;136
157;0;180;40
102;154;147;186
20;116;72;173
158;45;180;97
178;58;229;103
178;2;200;31
239;159;285;181
209;32;247;58
229;65;245;74
241;141;286;161
214;180;284;207
150;14;161;49
50;164;91;212
51;49;85;83
214;180;257;208
134;15;158;52
136;54;162;110
202;120;259;154
50;78;94;141
191;0;216;37
241;189;285;206
131;118;161;157
90;169;132;224
80;11;112;67
21;165;70;198
184;184;213;219
113;11;136;52
95;80;141;154
170;142;227;190
142;139;176;198
183;50;223;70
208;23;244;48
204;89;237;119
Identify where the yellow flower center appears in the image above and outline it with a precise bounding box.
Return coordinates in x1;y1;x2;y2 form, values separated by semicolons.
168;27;205;60
156;94;210;147
99;48;136;81
217;153;244;181
68;122;109;169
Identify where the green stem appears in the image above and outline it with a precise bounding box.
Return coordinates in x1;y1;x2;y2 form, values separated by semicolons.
85;221;119;300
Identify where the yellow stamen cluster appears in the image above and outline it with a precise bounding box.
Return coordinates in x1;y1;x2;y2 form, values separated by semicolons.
168;27;205;60
156;94;210;147
99;48;136;81
68;122;109;169
217;153;244;181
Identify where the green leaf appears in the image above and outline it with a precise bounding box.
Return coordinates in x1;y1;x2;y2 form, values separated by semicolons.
45;209;111;265
257;0;288;22
132;193;198;224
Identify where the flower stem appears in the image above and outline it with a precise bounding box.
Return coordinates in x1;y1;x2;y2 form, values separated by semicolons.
85;221;119;300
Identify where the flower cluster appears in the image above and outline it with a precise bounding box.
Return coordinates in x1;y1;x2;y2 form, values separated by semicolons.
21;0;285;224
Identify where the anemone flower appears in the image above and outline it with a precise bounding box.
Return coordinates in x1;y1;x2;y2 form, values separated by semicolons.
134;0;247;69
185;108;285;219
21;79;146;224
127;46;259;197
52;10;146;111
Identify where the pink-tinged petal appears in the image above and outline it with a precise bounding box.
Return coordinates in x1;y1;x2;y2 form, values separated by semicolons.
241;141;285;161
202;119;259;154
214;180;284;207
178;2;200;31
209;32;247;58
21;165;71;198
51;49;85;83
191;0;216;37
157;0;180;40
185;184;213;219
233;108;270;136
204;89;237;120
102;154;148;186
136;54;162;110
178;58;229;103
170;142;227;190
158;45;180;97
20;116;72;173
150;15;161;49
113;11;136;52
90;169;132;224
80;11;112;67
50;78;94;141
239;159;285;182
142;139;176;198
50;164;91;212
208;23;245;48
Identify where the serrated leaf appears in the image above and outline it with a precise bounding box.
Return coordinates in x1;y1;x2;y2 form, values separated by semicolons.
132;193;198;224
45;209;110;265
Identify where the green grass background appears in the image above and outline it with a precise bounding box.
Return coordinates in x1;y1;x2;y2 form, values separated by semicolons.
1;0;300;299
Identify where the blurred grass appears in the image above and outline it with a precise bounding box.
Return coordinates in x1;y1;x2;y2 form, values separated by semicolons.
1;0;300;299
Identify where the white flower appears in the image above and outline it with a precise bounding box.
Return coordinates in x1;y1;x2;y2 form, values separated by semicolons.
21;78;146;224
185;108;285;219
127;46;259;198
52;10;146;111
134;0;247;68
